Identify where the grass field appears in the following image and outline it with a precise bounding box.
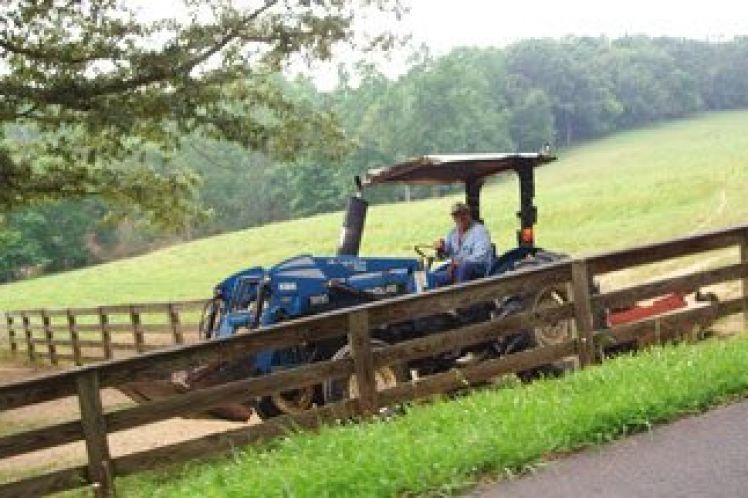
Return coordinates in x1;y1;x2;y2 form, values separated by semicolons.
116;335;748;498
1;110;748;310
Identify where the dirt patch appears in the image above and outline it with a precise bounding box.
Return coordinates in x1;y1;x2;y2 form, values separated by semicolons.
0;416;248;481
0;367;41;384
0;366;253;481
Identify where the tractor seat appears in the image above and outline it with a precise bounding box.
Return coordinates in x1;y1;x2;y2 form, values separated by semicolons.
489;246;536;276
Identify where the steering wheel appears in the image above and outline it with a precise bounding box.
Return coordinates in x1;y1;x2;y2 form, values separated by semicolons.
414;245;449;274
414;244;441;259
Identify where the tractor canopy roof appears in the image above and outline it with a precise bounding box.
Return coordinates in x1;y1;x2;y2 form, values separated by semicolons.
362;152;556;186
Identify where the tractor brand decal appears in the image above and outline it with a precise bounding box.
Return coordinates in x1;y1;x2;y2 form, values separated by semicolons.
277;282;297;292
309;294;330;306
370;284;400;296
334;259;367;272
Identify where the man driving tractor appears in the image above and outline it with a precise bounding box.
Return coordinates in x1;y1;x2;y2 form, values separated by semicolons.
432;202;493;286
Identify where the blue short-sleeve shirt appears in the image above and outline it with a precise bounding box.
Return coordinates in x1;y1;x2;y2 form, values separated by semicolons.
444;222;493;266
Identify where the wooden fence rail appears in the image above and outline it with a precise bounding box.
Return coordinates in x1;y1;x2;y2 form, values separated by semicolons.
0;223;746;497
2;299;209;366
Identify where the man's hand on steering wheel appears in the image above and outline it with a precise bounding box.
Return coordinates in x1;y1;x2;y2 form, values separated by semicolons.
433;238;448;259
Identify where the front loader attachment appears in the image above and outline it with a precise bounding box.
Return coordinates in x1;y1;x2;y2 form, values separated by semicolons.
118;358;258;422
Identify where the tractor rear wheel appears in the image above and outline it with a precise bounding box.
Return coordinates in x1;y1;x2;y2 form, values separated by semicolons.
323;339;407;406
510;250;573;348
531;286;572;348
503;250;574;376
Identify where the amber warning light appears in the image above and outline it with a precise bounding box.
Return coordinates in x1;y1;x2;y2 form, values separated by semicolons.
521;228;534;244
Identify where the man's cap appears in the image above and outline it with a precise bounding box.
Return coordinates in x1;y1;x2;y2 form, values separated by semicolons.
450;202;470;215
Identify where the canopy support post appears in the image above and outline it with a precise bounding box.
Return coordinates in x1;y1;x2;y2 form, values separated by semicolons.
465;179;483;223
516;167;537;247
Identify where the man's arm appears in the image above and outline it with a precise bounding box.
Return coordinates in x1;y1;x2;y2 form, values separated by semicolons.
441;229;455;257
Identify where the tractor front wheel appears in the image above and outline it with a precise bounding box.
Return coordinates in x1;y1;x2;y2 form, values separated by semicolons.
323;340;407;406
254;386;318;420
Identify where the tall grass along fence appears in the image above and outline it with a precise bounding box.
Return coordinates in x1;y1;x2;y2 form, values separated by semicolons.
0;223;747;497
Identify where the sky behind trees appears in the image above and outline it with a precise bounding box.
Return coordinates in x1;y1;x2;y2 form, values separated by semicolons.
403;0;748;50
137;0;748;88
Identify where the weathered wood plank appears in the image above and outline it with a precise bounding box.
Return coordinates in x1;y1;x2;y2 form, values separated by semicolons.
34;341;162;354
377;341;576;407
68;323;132;333
168;303;184;345
67;309;83;366
42;311;58;366
36;352;106;363
5;313;16;353
0;419;83;459
21;312;35;363
129;306;145;353
89;299;208;315
373;303;574;368
31;338;103;348
0;465;89;498
28;308;70;318
593;262;748;310
586;224;747;274
347;311;376;414
112;399;358;476
76;371;114;497
98;308;113;360
106;357;353;432
571;260;596;366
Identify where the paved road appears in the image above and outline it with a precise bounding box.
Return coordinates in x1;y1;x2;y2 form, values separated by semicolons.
470;399;748;498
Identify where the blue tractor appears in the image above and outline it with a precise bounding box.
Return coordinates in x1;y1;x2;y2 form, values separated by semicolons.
159;152;574;420
114;153;571;419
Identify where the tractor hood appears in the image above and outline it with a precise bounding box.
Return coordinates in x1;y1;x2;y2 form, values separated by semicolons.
215;255;421;336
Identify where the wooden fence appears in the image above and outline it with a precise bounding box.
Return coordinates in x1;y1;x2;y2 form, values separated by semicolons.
0;223;746;497
2;299;209;366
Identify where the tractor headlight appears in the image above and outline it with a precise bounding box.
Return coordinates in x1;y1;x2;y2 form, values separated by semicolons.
309;294;330;306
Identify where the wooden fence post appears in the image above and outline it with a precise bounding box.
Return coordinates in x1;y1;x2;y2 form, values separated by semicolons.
76;370;115;497
571;260;597;367
129;306;145;353
5;313;17;353
41;310;57;366
98;308;113;360
21;312;35;363
67;309;83;366
741;230;748;328
347;310;377;415
167;303;184;345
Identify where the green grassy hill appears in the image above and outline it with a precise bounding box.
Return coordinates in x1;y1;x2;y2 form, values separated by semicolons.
1;111;748;310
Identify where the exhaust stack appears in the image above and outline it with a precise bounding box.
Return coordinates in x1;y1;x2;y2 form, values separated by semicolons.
337;195;368;256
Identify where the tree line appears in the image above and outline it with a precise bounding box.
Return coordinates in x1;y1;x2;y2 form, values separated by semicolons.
2;34;748;282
